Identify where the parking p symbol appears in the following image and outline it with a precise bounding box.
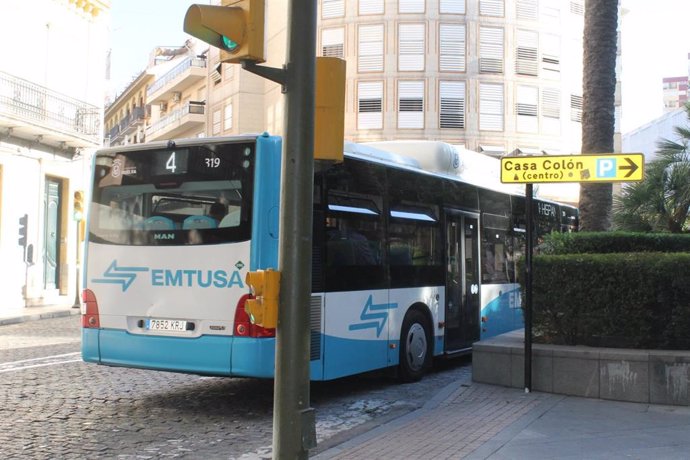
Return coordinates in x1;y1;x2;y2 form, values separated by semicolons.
596;159;616;178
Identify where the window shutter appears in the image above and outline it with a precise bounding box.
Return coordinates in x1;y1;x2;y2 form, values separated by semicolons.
516;0;537;21
322;0;344;18
439;81;465;129
212;109;222;135
440;0;465;14
358;81;383;130
358;24;384;72
322;28;344;58
359;0;384;15
541;33;560;75
516;85;538;133
480;0;504;17
399;0;425;14
541;87;560;134
570;94;583;123
224;104;233;131
399;23;425;71
479;27;504;74
439;24;465;72
479;83;503;131
398;80;424;129
516;29;538;76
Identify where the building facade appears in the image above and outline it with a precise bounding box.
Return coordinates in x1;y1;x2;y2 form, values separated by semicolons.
662;75;688;113
0;0;109;313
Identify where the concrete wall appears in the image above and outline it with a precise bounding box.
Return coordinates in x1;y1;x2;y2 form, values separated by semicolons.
473;330;690;406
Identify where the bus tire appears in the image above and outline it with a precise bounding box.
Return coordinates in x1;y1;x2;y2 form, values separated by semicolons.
399;309;432;383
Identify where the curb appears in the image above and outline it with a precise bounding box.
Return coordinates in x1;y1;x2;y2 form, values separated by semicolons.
0;307;80;327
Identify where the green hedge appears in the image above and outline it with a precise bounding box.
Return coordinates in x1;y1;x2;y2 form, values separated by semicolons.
539;231;690;255
522;251;690;350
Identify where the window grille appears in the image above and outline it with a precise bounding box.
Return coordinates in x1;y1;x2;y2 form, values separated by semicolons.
516;0;537;21
399;0;425;14
570;94;583;123
516;85;538;133
480;0;504;17
516;29;538;76
541;33;560;75
322;0;344;18
439;0;465;14
359;0;384;15
322;28;344;58
224;104;233;131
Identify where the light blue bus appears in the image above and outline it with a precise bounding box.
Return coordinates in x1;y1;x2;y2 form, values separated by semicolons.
81;134;577;381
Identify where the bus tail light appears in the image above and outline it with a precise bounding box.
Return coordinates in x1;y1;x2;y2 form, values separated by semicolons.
234;294;275;338
82;289;100;328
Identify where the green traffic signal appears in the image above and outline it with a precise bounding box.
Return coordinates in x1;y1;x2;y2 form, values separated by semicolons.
221;35;239;52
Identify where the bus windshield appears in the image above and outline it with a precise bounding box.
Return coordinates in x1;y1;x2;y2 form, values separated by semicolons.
89;142;254;246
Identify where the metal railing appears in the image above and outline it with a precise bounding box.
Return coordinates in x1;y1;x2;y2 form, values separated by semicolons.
147;56;207;98
0;71;100;142
107;106;146;140
146;101;205;135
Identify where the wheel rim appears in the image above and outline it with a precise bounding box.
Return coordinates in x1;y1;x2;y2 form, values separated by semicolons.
405;323;427;371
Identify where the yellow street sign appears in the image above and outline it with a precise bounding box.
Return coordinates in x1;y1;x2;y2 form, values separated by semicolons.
500;153;644;184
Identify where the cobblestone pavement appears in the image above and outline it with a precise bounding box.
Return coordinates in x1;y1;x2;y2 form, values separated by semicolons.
0;315;472;459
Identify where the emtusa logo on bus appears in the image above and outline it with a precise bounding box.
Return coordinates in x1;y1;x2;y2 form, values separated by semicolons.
91;260;245;292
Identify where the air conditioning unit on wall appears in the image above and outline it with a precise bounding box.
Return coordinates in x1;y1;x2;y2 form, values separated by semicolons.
172;92;181;103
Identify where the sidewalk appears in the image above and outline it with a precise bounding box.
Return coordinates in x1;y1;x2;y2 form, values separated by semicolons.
314;377;690;459
0;304;80;326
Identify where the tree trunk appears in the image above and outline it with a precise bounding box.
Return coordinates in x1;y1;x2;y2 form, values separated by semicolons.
578;0;619;231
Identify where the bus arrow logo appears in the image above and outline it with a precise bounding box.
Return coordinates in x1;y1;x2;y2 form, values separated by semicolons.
91;260;150;292
349;295;398;337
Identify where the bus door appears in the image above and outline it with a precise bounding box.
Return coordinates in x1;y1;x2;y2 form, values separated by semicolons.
444;210;481;352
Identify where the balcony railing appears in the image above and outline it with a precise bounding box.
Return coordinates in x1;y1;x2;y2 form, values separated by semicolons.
147;57;207;99
0;70;100;143
107;105;147;141
146;101;205;138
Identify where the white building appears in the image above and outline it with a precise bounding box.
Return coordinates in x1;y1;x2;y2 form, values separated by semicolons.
622;108;687;163
0;0;109;313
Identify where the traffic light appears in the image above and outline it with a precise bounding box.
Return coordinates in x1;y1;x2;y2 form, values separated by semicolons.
314;57;346;162
183;0;265;64
18;214;28;247
73;190;84;222
245;269;280;329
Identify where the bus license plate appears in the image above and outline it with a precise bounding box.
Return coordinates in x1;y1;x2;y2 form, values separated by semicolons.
146;319;187;332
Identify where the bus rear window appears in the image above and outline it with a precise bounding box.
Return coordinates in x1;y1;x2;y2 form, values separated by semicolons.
89;143;253;246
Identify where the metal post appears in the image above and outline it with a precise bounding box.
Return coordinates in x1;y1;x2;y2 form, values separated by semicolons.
72;228;81;308
524;184;534;393
273;0;317;457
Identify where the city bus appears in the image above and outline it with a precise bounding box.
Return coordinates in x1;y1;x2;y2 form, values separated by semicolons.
81;133;577;382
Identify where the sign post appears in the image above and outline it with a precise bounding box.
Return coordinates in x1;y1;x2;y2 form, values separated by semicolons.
500;153;644;393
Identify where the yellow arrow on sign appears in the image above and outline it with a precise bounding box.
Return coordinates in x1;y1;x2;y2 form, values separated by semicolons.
500;153;644;184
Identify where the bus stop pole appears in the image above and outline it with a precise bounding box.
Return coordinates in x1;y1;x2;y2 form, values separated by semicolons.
524;183;534;393
273;0;318;458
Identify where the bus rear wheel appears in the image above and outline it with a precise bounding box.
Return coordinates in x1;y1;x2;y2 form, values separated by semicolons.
399;309;431;382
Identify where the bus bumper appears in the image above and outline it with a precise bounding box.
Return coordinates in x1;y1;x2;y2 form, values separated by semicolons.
81;328;276;378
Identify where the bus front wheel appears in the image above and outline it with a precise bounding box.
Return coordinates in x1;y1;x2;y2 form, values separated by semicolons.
398;309;432;382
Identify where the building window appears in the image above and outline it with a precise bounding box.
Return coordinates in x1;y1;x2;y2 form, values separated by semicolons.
439;80;465;129
322;0;344;18
480;83;503;131
517;0;537;21
439;23;465;72
541;33;560;75
212;109;222;135
569;0;584;16
479;26;504;74
322;27;344;58
541;0;560;21
570;94;583;123
358;81;384;130
480;0;504;17
516;85;538;133
224;104;233;131
358;24;384;72
399;0;425;13
516;29;538;76
440;0;465;14
541;87;561;135
398;23;425;72
359;0;384;15
398;80;424;129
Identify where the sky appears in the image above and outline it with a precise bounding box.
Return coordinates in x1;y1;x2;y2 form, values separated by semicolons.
108;0;690;134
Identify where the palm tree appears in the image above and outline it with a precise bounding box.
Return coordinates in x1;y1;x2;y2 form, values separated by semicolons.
613;103;690;233
578;0;619;231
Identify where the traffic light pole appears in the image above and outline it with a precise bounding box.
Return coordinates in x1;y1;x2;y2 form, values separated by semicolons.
273;0;317;457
